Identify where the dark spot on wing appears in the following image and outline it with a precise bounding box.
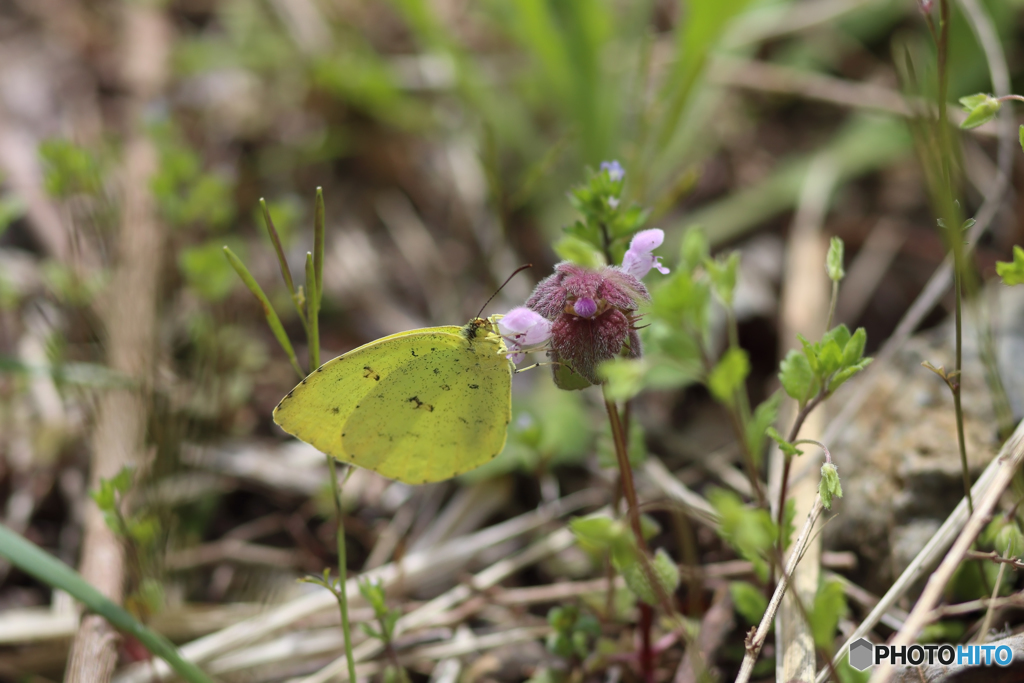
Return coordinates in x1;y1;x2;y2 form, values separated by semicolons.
469;384;479;389
300;378;307;385
331;407;340;414
363;366;380;381
459;417;468;424
441;384;450;391
316;365;324;372
433;368;440;375
411;349;418;357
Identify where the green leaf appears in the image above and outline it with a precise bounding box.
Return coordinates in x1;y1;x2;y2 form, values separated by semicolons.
729;580;767;625
826;237;845;282
766;426;803;459
841;327;867;366
705;252;740;307
622;548;680;606
553;234;605;269
707;347;750;406
779;350;813;403
709;488;777;581
959;93;989;110
598;357;647;402
996;245;1024;286
1019;125;1024;155
829;358;872;392
110;466;134;494
809;578;846;650
817;339;844;377
819;463;843;510
996;523;1024;556
958;93;1001;129
747;392;781;467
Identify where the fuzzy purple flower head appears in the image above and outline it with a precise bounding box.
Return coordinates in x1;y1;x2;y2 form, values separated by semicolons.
525;263;650;387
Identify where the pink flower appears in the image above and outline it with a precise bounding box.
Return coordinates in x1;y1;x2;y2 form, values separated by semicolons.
526;263;649;386
621;229;670;280
497;307;552;364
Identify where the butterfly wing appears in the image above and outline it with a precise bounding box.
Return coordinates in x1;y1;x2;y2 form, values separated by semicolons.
273;326;464;462
341;330;512;483
273;325;512;484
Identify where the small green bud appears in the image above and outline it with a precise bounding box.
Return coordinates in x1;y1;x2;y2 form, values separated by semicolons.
819;463;843;510
958;93;1001;130
826;237;844;282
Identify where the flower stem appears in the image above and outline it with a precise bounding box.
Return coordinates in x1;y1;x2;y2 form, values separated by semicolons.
603;388;654;683
327;457;358;683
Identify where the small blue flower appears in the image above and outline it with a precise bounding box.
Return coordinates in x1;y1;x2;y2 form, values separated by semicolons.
600;160;625;182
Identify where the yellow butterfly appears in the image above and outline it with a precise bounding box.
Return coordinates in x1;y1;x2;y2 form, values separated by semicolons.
273;317;513;484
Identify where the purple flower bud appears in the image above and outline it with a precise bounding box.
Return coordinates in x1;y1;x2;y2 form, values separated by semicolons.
573;297;598;318
918;0;933;13
621;228;670;279
526;262;649;386
600;160;625;182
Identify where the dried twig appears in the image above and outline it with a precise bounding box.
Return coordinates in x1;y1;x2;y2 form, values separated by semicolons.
735;496;825;683
868;427;1024;683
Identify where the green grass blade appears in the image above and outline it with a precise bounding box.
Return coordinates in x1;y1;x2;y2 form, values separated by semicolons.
313;187;325;302
305;252;320;371
260;198;308;332
0;524;213;683
223;247;305;379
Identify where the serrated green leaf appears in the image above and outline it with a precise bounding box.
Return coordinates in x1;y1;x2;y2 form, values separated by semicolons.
826;237;845;281
729;581;767;625
707;347;749;406
779;349;813;403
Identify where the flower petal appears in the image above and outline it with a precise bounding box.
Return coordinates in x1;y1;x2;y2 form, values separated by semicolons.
621;228;669;279
600;160;625;182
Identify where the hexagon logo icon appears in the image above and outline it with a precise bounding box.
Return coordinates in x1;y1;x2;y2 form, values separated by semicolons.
849;638;874;671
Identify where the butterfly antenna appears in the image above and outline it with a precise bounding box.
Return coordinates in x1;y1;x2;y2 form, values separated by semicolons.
476;264;532;319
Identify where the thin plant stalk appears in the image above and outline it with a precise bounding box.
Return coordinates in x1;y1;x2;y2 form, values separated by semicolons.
327;457;358;683
0;524;214;683
603;386;654;683
936;0;974;514
305;193;356;681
